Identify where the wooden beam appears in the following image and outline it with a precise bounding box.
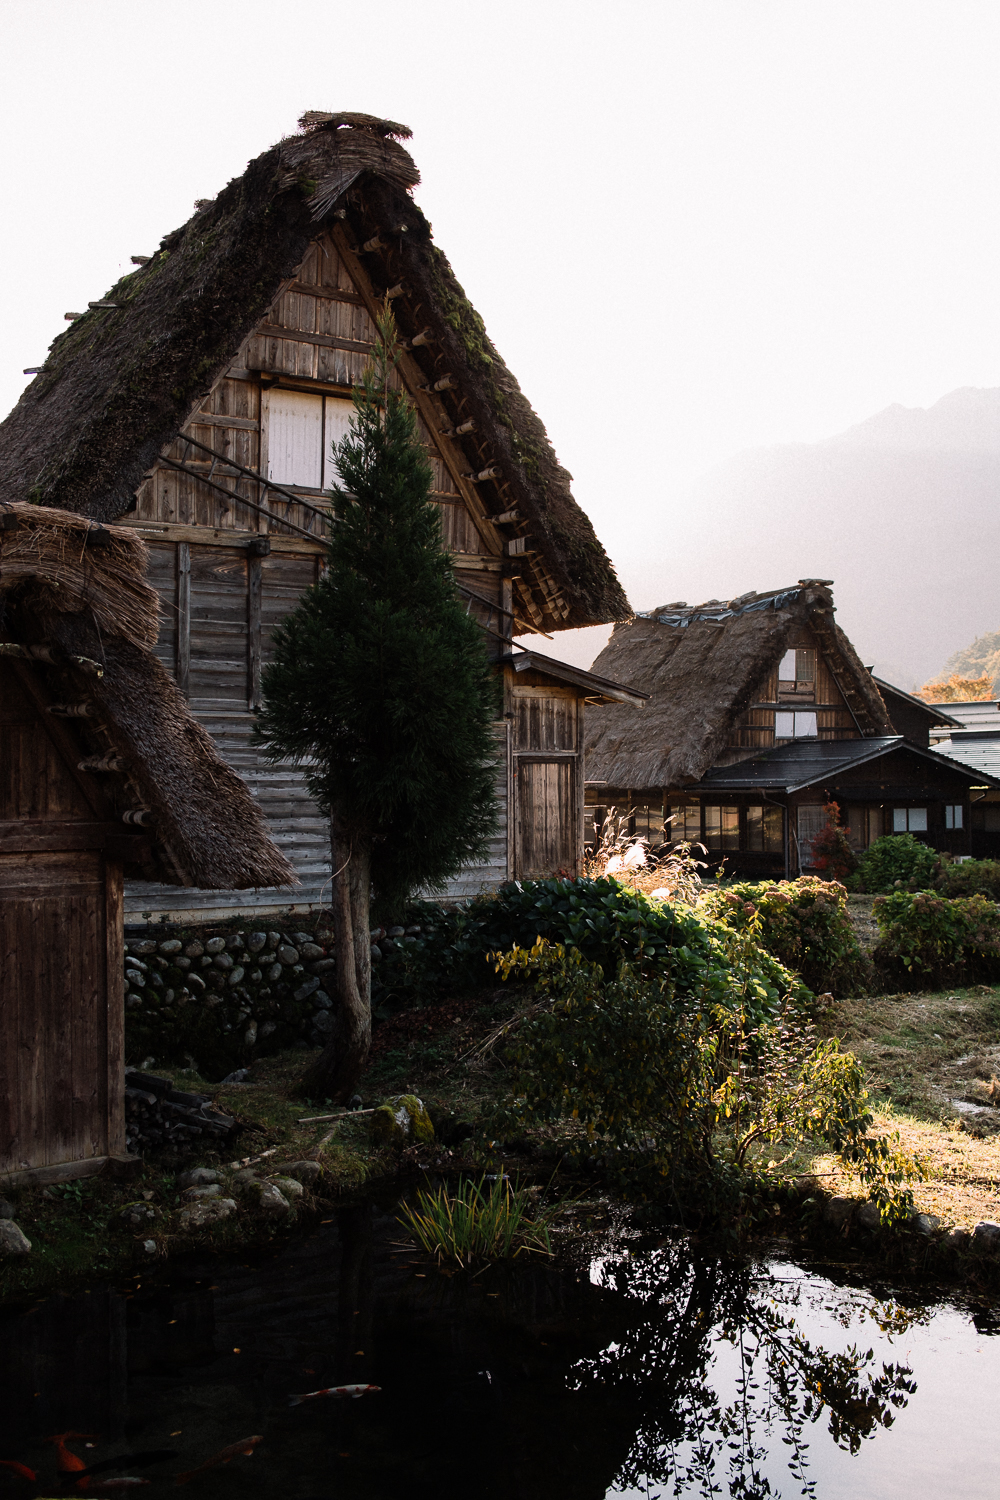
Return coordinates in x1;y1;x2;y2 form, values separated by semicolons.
248;553;263;710
187;412;259;430
0;821;122;852
119;520;324;553
5;659;110;819
330;224;503;560
176;541;191;697
255;324;375;356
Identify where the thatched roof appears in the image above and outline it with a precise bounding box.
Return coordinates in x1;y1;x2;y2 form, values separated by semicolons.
0;503;295;890
0;112;628;630
584;580;894;789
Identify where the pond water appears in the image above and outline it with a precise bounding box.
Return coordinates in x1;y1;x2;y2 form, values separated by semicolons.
1;1199;997;1499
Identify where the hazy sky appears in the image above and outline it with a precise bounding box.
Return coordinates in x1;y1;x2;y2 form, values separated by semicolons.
3;0;999;666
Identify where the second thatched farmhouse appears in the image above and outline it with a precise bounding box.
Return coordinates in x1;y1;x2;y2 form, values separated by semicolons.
584;580;1000;877
0;111;639;919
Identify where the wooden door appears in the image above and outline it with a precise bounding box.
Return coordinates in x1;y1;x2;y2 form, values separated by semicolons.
515;759;577;878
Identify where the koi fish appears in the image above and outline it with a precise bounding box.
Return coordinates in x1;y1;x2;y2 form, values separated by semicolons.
72;1452;179;1482
288;1383;380;1406
174;1436;263;1484
45;1436;98;1474
0;1460;36;1480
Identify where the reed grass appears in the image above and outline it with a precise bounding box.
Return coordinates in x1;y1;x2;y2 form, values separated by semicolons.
398;1175;556;1266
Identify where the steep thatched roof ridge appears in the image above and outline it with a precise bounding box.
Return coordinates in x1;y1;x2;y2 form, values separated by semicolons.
0;113;629;629
584;581;893;789
1;503;294;890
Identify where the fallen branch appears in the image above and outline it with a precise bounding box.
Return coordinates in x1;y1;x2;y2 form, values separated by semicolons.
297;1108;377;1124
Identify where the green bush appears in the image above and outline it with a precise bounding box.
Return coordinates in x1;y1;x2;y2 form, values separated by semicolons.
496;939;915;1225
873;890;1000;981
933;856;1000;901
379;877;808;1025
851;833;938;894
701;876;869;996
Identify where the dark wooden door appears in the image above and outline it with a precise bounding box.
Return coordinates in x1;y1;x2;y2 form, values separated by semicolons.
515;759;577;878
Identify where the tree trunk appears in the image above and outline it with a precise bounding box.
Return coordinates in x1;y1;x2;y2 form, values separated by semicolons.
300;812;372;1101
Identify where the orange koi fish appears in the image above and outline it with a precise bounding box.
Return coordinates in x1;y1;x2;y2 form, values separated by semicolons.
174;1436;263;1485
289;1383;380;1406
0;1460;36;1480
45;1436;98;1474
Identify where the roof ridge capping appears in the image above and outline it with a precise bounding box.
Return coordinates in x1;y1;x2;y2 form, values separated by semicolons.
632;579;835;627
296;111;413;139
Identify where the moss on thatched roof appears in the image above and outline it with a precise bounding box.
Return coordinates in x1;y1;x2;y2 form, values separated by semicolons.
0;503;294;890
0;112;627;629
584;581;893;789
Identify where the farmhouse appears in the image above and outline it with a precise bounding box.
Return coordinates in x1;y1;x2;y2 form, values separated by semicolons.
0;111;635;919
0;504;292;1184
584;580;1000;876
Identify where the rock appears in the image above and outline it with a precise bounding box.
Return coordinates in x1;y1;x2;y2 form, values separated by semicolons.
946;1227;971;1250
142;1239;157;1255
125;970;146;988
405;924;422;935
248;932;268;954
178;1197;237;1230
387;926;405;938
250;1182;292;1216
244;1021;258;1045
0;1221;31;1255
310;958;336;974
232;1168;258;1185
260;1021;276;1037
313;990;332;1009
225;934;245;951
312;1009;334;1033
277;944;299;966
205;936;227;955
973;1220;1000;1248
121;1203;156;1226
911;1212;941;1236
370;1094;435;1148
823;1196;854;1232
228;966;245;987
130;939;158;956
292;931;312;946
269;1175;305;1199
294;976;321;1002
370;945;382;962
266;963;283;982
299;943;324;961
855;1201;881;1231
0;1200;15;1220
267;931;281;950
213;952;234;970
158;938;183;955
182;1184;221;1202
175;956;191;970
282;1160;322;1186
178;1167;221;1188
221;1069;250;1084
184;940;204;957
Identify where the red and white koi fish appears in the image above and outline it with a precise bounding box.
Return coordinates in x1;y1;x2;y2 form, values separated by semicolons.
174;1436;263;1485
0;1460;36;1481
288;1383;380;1407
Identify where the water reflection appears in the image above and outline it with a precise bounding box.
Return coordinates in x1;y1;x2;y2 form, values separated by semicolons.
0;1202;991;1499
582;1245;922;1497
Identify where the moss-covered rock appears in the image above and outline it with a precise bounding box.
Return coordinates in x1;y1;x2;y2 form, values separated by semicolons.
370;1094;434;1148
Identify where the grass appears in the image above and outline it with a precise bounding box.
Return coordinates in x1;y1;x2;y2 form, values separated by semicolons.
397;1175;556;1266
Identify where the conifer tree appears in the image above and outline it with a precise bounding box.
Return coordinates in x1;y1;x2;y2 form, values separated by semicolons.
255;305;499;1100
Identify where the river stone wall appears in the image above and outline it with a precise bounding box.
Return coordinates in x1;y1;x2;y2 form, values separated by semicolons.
123;915;424;1081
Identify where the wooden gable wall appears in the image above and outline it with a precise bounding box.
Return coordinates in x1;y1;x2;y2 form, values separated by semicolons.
116;229;514;914
718;624;860;765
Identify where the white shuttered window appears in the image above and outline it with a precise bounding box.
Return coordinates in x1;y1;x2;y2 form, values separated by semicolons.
266;391;356;490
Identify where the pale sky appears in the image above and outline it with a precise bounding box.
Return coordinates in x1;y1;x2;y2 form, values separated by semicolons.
3;0;999;668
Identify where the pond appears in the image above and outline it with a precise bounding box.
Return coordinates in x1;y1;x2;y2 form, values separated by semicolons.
0;1199;997;1498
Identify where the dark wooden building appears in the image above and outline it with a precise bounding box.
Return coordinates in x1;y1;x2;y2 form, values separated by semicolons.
0;111;633;918
0;504;292;1185
584;581;1000;877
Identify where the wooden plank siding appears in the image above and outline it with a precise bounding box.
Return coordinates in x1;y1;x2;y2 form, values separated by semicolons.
0;662;125;1178
723;626;860;758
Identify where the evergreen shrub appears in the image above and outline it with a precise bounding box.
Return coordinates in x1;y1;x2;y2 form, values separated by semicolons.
851;833;938;893
873;890;1000;982
702;876;869;997
377;877;808;1024
933;856;1000;901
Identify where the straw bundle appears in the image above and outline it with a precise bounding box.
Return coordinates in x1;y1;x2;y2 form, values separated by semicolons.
0;503;158;650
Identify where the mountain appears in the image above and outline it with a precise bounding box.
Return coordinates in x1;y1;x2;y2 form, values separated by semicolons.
665;387;1000;690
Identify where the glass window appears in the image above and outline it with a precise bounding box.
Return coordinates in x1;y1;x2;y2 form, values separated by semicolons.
796;648;816;682
797;805;827;865
704;805;739;850
747;805;784;853
893;808;928;833
668;805;702;844
775;710;817;739
633;806;666;846
945;804;964;830
778;649;796;682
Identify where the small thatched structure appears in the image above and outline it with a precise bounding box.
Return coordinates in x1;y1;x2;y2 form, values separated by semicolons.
0;112;628;632
0;502;294;890
586;581;892;790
